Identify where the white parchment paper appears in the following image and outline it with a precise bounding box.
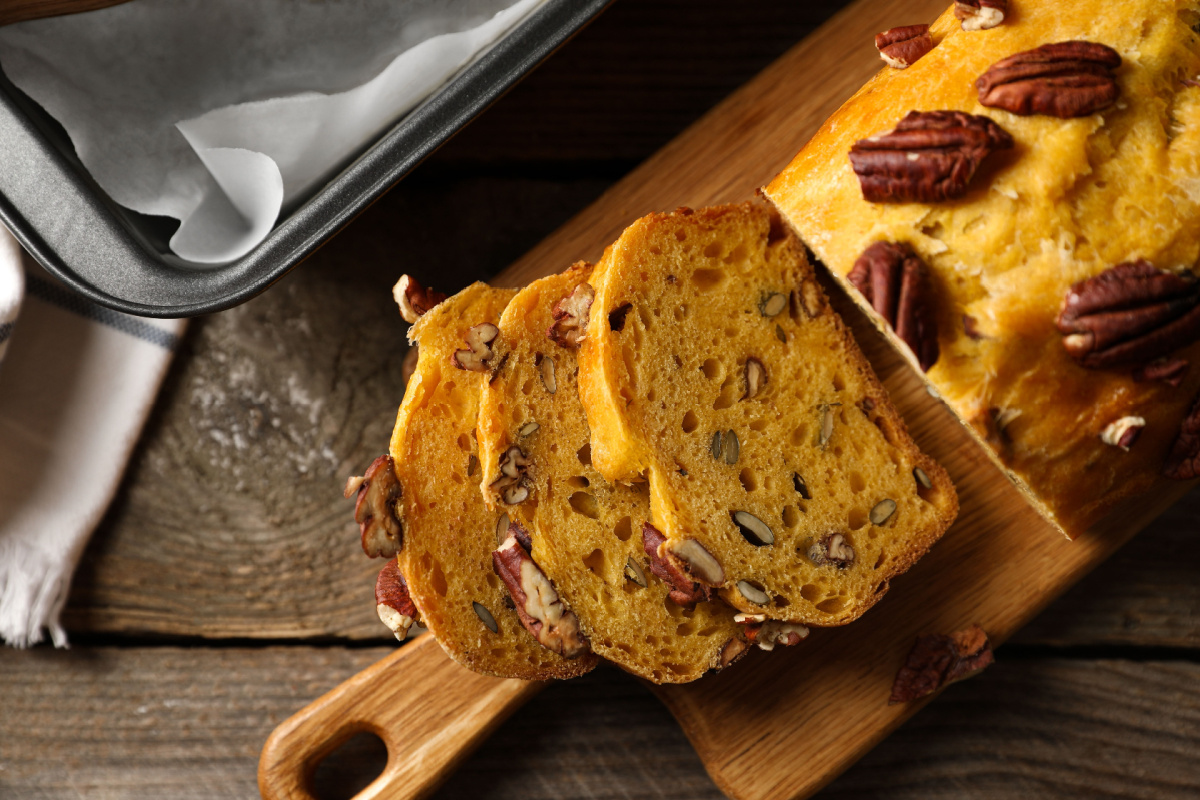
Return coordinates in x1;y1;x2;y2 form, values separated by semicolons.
0;0;544;264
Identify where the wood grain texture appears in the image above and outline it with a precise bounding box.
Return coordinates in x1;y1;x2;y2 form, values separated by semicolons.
0;0;129;26
5;646;1198;800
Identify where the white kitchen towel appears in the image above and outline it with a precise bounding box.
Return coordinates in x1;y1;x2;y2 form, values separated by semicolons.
0;227;185;647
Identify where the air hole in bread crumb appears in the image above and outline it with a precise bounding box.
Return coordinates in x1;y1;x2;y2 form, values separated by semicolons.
430;564;448;597
612;516;632;542
790;424;809;446
724;326;739;338
676;622;696;636
456;434;470;451
567;475;589;489
739;468;758;492
773;595;790;608
682;410;700;433
848;508;868;530
783;506;800;528
569;491;600;520
713;376;736;410
576;443;591;467
582;548;604;575
800;583;822;602
749;419;768;432
724;243;748;263
521;378;535;395
450;472;463;485
698;625;721;637
849;471;866;493
874;552;887;570
675;230;687;242
647;389;658;402
832;373;846;392
704;242;723;258
817;596;849;614
691;268;725;292
702;358;723;381
618;643;634;655
486;573;499;590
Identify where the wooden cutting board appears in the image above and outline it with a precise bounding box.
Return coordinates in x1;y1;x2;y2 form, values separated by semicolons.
258;0;1198;798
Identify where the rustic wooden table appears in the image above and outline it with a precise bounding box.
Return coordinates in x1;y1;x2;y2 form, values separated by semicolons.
4;2;1199;798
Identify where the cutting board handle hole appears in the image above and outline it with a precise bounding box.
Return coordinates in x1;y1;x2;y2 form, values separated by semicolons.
310;730;389;800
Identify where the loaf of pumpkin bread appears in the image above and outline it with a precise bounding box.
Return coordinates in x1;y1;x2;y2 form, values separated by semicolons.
764;0;1200;537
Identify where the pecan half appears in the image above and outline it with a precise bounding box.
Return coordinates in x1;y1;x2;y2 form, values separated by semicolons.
875;24;933;69
850;111;1013;203
547;283;595;347
393;274;447;324
642;522;712;607
375;559;420;641
977;41;1121;118
453;323;500;372
734;613;810;652
1133;357;1189;387
889;624;994;704
954;0;1006;31
1055;261;1200;369
848;242;940;371
488;445;531;505
493;524;589;658
807;533;855;569
1100;415;1145;451
718;635;751;669
1164;393;1200;480
344;455;403;558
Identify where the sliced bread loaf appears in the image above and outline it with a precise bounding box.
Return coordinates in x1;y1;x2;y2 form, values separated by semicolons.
477;264;748;683
390;281;597;679
577;203;958;626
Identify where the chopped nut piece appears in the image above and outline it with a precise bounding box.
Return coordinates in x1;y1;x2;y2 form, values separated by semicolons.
1133;358;1189;387
1055;261;1200;370
472;601;499;634
718;635;751;669
608;303;633;332
624;557;648;588
889;624;994;704
875;24;933;69
850;111;1013;203
489;445;531;506
547;282;595;347
793;472;811;500
775;324;787;343
870;498;898;525
1100;416;1146;451
1164;393;1200;480
736;580;770;605
743;357;767;400
913;466;933;490
791;281;824;319
808;533;855;569
760;292;787;317
453;323;500;372
818;404;837;449
962;314;987;341
954;0;1006;31
735;613;810;651
493;525;589;658
393;274;447;324
518;421;540;437
642;522;712;607
711;430;724;460
848;242;940;371
667;537;725;586
537;353;558;394
375;558;420;641
732;511;775;546
724;429;740;464
345;455;404;558
977;41;1121;118
467;454;478;477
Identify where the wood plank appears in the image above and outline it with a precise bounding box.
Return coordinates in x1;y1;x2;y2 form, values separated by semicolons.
5;646;1198;799
0;0;129;27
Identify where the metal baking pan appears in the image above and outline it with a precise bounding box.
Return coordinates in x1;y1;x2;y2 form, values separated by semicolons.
0;0;611;318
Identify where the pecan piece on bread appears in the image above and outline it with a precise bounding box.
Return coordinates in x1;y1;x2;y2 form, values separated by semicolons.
1100;416;1145;451
488;445;531;505
889;624;994;704
849;111;1013;203
977;41;1121;118
734;613;810;651
1055;261;1200;370
954;0;1006;31
453;322;500;372
641;522;713;607
393;274;447;324
1164;393;1200;480
547;282;595;347
875;24;933;69
375;558;420;641
807;532;856;569
345;455;403;558
848;242;940;371
492;523;590;658
1133;357;1189;387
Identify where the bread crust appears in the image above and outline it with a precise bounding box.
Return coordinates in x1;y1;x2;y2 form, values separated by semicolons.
764;1;1200;537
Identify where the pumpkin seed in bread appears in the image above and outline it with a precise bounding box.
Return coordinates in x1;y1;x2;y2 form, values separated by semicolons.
577;203;958;626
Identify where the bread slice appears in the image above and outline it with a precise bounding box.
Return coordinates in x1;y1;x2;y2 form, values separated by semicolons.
391;281;597;679
762;1;1200;537
477;264;746;683
577;204;958;626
